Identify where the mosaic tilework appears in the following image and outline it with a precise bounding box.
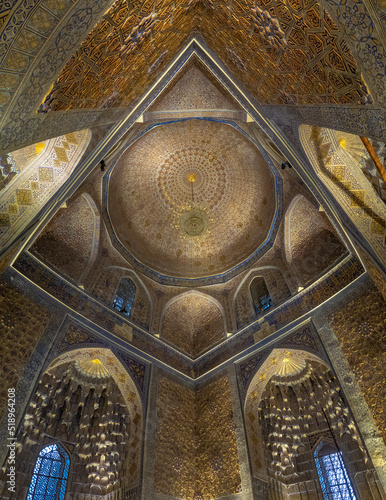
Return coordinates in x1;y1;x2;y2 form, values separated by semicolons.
13;253;194;377
154;374;241;498
13;253;117;331
13;252;365;379
194;330;256;379
286;195;347;284
0;277;51;419
0;129;91;252
108;120;276;279
117;352;146;392
55;322;148;394
132;328;194;378
56;324;105;353
328;282;386;443
160;292;225;357
239;325;323;391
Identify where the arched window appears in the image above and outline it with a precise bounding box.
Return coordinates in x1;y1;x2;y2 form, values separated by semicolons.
27;443;70;500
250;277;273;316
314;440;357;500
112;277;136;317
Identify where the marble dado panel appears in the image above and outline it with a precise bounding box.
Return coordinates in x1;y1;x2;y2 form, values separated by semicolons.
13;252;365;380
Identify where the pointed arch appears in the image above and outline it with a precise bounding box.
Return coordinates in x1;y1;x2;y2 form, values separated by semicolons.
92;266;152;328
160;291;227;357
31;191;100;283
313;439;357;500
19;348;143;498
244;348;376;497
233;267;291;329
299;125;386;269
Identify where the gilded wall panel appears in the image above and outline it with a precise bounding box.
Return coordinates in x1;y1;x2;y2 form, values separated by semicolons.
194;375;242;499
154;374;241;499
0;279;51;418
328;283;386;443
154;376;196;498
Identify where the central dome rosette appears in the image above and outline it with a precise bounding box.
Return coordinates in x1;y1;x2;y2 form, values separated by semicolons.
108;120;276;279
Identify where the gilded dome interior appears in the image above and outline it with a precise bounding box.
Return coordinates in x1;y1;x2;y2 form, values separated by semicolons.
108;120;276;278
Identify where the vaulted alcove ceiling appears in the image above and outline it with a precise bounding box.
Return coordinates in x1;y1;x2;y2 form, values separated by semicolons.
42;0;365;113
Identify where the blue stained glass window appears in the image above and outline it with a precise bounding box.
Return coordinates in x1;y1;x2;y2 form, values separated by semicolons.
112;278;136;317
27;443;70;500
314;442;357;500
250;277;273;316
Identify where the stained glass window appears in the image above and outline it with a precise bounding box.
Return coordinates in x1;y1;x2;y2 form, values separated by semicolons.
250;277;273;316
27;443;70;500
314;441;357;500
112;278;136;317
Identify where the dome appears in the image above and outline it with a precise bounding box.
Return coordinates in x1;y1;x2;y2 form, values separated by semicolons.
108;120;276;279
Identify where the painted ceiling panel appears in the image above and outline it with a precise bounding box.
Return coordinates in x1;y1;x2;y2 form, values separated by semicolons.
40;0;365;113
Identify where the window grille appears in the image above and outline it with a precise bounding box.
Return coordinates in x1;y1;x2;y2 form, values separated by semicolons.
250;277;273;315
112;278;136;317
314;441;357;500
27;443;70;500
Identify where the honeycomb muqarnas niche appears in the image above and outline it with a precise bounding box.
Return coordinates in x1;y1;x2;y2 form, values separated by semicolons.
0;348;143;500
108;119;276;278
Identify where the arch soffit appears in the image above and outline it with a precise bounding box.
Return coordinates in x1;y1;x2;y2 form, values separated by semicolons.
159;290;228;335
298;124;386;263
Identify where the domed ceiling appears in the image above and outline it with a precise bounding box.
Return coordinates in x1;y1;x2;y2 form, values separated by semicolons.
108;120;276;279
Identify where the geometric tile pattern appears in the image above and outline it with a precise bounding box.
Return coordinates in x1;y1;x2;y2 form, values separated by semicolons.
301;126;386;265
40;0;365;113
0;129;90;250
